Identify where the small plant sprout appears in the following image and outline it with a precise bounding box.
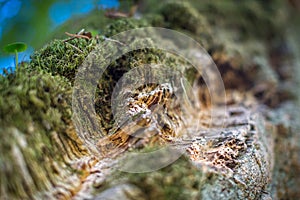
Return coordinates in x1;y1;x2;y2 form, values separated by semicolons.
3;42;27;70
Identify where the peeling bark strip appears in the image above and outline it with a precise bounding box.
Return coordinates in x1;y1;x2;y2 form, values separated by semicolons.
1;0;300;200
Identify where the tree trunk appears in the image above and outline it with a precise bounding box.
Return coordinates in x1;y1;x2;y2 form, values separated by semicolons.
1;1;299;199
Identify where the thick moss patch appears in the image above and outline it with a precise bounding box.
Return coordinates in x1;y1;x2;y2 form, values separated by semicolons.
0;65;78;198
29;38;97;81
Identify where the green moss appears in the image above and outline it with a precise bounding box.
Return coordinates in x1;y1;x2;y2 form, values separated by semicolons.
0;64;77;198
159;1;208;35
155;1;213;48
0;0;295;199
145;14;165;27
103;18;149;37
29;38;97;82
110;156;205;200
0;65;72;132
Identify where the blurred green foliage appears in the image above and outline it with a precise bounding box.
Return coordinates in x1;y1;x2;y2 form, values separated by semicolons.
0;0;57;50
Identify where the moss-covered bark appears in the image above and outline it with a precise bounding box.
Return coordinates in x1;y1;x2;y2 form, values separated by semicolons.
0;0;299;199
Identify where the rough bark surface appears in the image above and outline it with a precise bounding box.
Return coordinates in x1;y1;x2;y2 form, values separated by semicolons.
0;1;299;200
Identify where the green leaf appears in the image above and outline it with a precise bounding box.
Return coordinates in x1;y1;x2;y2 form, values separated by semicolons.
3;42;28;54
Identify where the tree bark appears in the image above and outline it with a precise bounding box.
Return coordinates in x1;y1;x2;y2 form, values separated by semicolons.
0;1;299;199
